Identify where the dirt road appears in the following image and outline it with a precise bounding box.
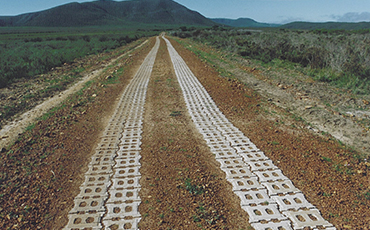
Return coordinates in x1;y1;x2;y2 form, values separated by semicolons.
1;36;370;229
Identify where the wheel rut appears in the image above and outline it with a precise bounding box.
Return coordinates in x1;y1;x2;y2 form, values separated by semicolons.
63;36;334;230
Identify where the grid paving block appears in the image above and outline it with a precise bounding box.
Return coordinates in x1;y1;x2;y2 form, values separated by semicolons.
103;125;124;134
272;193;315;212
215;123;235;130
283;209;334;230
63;212;103;230
242;204;287;223
235;189;274;206
198;126;220;134
103;218;141;230
228;177;264;191
107;188;141;203
255;169;289;182
82;174;111;187
204;136;227;145
313;227;337;230
102;129;123;138
76;184;110;198
69;196;107;214
248;160;279;171
113;166;141;178
201;131;224;139
100;136;121;144
121;130;142;139
234;144;260;153
96;141;119;150
85;164;113;175
226;136;253;147
115;157;141;168
209;143;233;152
90;154;115;166
216;157;245;168
116;150;141;159
212;149;240;159
119;138;142;147
220;127;243;135
240;151;268;162
105;201;141;220
262;180;301;196
251;220;293;230
118;143;141;152
92;149;116;158
111;177;141;190
222;167;254;179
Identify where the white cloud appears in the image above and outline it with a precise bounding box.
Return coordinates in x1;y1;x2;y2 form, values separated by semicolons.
331;12;370;22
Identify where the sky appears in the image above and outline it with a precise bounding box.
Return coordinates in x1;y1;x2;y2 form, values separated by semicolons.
1;0;370;24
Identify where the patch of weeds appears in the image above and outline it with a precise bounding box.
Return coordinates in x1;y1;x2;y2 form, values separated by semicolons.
322;156;332;163
25;123;36;131
170;111;182;117
184;178;203;195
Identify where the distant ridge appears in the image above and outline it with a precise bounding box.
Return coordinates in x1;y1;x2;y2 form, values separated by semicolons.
0;0;216;27
212;18;280;28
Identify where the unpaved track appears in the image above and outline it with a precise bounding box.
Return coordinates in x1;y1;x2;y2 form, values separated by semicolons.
63;36;334;230
0;40;148;150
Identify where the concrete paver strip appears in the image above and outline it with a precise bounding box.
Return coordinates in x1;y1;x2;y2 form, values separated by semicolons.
163;36;335;230
63;37;160;230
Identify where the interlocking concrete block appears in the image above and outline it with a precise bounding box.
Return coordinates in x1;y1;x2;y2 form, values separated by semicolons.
240;151;268;162
107;188;141;203
63;212;103;230
96;141;118;150
114;157;141;168
225;136;253;147
111;177;141;190
220;127;242;135
119;142;141;152
228;177;264;191
90;155;115;166
209;143;232;152
112;166;141;178
204;136;227;145
262;180;300;196
93;149;116;158
272;193;315;211
222;167;254;179
82;174;111;187
116;150;141;159
251;220;293;230
69;196;107;214
212;149;240;159
235;189;274;206
248;160;278;171
242;204;287;223
119;138;142;148
77;184;109;198
255;169;289;182
103;218;141;230
216;157;245;168
234;144;260;153
105;201;141;220
86;164;113;175
283;209;334;229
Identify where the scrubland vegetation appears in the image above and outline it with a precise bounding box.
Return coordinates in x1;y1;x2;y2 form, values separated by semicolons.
174;27;370;94
0;28;158;88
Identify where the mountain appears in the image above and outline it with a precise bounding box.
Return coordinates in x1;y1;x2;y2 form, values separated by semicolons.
0;0;216;27
280;21;370;30
212;18;280;28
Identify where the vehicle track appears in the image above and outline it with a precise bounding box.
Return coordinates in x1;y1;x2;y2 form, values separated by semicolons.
64;36;335;230
163;36;335;230
63;37;160;230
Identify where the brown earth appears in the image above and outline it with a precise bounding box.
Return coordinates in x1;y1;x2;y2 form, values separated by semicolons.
0;35;370;230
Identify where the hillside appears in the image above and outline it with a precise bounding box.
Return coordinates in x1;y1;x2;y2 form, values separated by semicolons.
281;21;370;30
212;18;280;28
0;0;216;27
